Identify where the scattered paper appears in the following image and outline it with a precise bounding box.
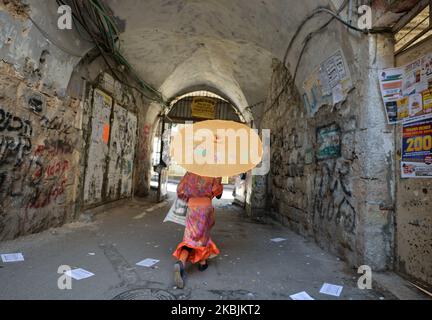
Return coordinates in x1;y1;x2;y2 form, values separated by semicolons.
88;253;96;256
290;291;315;300
271;238;287;243
320;283;343;297
65;268;95;280
136;258;159;268
1;253;24;263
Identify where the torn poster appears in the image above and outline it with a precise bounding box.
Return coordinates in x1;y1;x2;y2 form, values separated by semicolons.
303;49;353;116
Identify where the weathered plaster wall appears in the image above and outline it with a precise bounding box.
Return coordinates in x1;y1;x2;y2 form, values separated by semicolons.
258;22;396;271
134;102;161;198
0;3;86;240
394;39;432;288
0;2;157;240
0;61;83;240
81;72;141;207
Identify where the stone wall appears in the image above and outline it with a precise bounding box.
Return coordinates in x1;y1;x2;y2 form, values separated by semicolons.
0;60;83;240
134;102;161;198
0;3;85;240
260;62;361;265
0;2;156;240
258;26;396;271
394;39;432;288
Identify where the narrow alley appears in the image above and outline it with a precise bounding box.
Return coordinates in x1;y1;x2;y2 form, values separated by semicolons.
0;0;432;304
0;189;394;300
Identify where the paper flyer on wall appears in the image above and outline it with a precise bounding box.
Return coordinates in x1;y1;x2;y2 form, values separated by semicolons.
401;118;432;179
378;67;404;124
303;50;352;116
303;67;331;116
379;53;432;124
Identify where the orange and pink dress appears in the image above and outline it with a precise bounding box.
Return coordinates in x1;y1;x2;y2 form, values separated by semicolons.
173;172;224;264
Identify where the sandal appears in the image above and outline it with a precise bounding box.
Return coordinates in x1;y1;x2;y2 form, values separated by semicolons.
198;262;208;272
174;261;186;289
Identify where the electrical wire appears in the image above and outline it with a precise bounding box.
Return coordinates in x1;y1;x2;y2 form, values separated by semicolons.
260;3;350;120
283;2;349;67
262;2;391;120
56;0;166;105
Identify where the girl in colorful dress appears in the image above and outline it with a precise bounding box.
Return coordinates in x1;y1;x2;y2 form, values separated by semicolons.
173;172;223;289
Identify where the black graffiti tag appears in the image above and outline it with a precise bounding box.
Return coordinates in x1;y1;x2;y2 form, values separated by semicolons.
0;108;33;166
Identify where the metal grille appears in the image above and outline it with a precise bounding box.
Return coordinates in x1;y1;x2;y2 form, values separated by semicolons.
168;96;242;122
395;4;431;55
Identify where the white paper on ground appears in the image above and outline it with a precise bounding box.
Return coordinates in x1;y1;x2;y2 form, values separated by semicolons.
1;253;25;263
290;291;315;300
271;238;287;243
65;268;95;280
136;258;160;268
320;283;343;297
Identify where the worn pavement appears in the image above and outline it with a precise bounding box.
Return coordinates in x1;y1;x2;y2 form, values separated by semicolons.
0;190;402;300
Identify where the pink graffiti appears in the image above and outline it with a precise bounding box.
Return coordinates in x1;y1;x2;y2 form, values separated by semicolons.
27;178;67;209
32;160;69;179
45;160;69;178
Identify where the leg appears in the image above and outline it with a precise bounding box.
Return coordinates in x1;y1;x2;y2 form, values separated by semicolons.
198;259;208;272
174;247;191;289
179;248;190;265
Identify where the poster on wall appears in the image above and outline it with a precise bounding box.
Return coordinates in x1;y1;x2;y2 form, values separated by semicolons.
303;49;353;116
303;67;332;116
316;124;341;161
378;68;404;123
84;89;113;205
379;53;432;124
401;118;432;179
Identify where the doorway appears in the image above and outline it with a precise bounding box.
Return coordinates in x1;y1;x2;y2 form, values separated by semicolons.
150;90;246;204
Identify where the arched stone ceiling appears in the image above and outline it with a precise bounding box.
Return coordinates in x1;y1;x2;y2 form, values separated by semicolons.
106;0;337;113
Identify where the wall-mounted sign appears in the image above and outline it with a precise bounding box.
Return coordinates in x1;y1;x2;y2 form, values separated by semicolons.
316;124;341;161
379;53;432;124
191;97;216;119
401;118;432;179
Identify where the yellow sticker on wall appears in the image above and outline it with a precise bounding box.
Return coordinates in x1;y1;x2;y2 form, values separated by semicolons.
191;97;216;119
423;90;432;114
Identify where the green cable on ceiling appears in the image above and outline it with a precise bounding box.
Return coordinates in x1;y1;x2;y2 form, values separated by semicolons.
72;0;166;104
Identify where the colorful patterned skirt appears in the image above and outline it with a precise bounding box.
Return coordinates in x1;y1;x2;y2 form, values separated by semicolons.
173;197;220;264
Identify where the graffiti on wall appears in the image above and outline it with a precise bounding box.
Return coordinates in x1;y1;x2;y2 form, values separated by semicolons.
312;160;356;234
25;139;73;210
106;104;126;200
84;89;112;205
0;93;81;240
106;104;137;200
85;89;138;205
121;111;137;197
0;108;33;166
